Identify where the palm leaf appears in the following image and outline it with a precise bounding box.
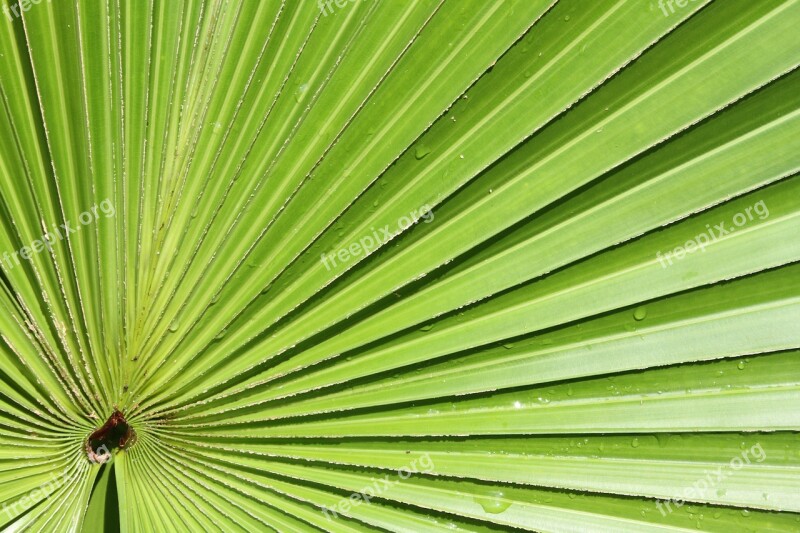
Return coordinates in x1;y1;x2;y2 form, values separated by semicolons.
1;0;799;531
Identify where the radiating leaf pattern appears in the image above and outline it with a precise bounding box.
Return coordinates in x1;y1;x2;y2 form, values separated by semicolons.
0;0;799;531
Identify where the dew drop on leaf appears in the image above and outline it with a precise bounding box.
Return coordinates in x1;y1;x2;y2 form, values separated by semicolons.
294;83;308;102
415;146;430;159
474;490;511;514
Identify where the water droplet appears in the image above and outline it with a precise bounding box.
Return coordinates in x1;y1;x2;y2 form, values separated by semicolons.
419;324;433;331
474;491;511;514
168;321;179;332
564;15;570;21
415;146;430;160
633;306;647;321
737;361;746;370
294;83;308;102
631;437;640;448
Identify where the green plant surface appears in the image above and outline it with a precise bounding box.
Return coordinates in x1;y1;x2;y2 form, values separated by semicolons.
1;0;799;532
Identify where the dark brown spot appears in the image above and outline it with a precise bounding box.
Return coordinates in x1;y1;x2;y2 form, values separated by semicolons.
85;410;136;462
